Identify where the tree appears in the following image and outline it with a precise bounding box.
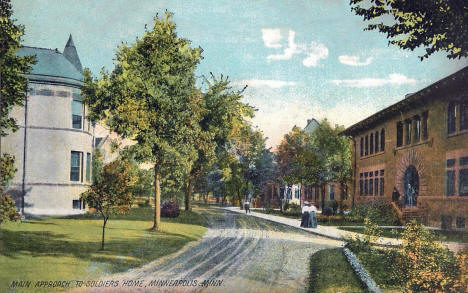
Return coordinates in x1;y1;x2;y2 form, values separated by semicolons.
82;12;201;231
183;76;254;211
350;0;468;60
80;159;135;250
0;0;35;209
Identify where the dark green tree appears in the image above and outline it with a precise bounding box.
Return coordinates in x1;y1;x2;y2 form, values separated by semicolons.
350;0;468;60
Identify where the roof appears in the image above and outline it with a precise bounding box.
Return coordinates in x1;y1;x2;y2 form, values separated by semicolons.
17;44;83;87
304;118;320;134
341;66;468;136
63;35;83;72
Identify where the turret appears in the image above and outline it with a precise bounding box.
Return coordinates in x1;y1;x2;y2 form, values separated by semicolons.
63;34;83;72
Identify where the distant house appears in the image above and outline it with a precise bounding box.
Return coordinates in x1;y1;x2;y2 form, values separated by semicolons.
341;67;468;229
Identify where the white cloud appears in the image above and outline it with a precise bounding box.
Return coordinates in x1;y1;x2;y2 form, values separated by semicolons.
267;30;304;60
332;73;416;88
234;79;297;89
302;42;329;67
338;55;373;66
261;28;283;49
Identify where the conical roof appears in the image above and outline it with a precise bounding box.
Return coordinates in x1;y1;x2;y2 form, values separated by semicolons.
63;34;82;72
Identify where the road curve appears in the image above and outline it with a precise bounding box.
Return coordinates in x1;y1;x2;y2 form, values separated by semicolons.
78;207;341;293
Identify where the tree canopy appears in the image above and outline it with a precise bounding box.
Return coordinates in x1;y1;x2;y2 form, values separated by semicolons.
350;0;468;60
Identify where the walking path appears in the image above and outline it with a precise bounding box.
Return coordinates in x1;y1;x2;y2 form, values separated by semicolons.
223;207;468;252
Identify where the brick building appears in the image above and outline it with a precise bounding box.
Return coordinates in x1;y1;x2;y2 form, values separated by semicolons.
342;67;468;229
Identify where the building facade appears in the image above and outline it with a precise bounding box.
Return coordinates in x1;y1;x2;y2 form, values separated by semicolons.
1;36;94;216
342;67;468;229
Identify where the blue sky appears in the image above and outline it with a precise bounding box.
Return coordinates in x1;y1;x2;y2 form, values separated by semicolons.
12;0;467;147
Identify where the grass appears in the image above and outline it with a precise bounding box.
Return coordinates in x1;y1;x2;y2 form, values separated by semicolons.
307;248;364;293
255;209;365;226
0;206;207;291
339;227;468;243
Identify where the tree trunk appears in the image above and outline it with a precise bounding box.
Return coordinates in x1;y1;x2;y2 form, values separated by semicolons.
152;165;161;231
184;177;192;211
321;184;326;211
101;218;107;250
339;182;344;215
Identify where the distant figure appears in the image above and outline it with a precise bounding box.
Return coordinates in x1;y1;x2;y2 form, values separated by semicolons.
301;202;310;227
392;187;400;203
309;204;318;228
244;200;251;214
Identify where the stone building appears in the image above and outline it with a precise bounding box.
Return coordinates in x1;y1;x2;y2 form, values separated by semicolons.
1;35;94;216
342;67;468;229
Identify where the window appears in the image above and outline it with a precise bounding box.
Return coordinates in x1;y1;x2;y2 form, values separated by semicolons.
360;137;364;157
365;135;369;156
396;122;403;147
374;178;379;197
369;133;374;155
359;173;363;196
73;200;81;209
456;217;466;229
459;169;468;196
422;111;428;140
447;159;456;168
70;151;82;182
369;178;374;195
72;100;83;129
461;101;468;131
86;153;91;182
441;215;452;230
364;172;368;195
380;129;385;151
448;102;457;134
375;131;379;153
461;157;468;166
329;185;334;200
380;177;384;196
37;88;53;96
405;119;412;145
445;170;455;196
295;188;300;199
413;116;421;143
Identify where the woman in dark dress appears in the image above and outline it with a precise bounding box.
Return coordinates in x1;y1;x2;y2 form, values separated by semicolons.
301;202;310;228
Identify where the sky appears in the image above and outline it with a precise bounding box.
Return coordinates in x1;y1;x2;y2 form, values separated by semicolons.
12;0;467;148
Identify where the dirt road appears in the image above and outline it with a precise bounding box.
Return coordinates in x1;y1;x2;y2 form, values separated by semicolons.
81;207;341;293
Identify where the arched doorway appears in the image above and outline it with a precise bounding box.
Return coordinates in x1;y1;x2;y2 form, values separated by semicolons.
403;165;419;207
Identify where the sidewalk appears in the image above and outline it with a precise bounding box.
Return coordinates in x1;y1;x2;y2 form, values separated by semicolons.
222;207;467;252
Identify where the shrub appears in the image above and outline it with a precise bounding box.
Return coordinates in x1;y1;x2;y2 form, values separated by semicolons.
395;222;462;292
0;195;20;225
322;206;333;216
283;202;301;217
161;200;180;218
137;199;150;208
350;200;400;225
324;200;338;215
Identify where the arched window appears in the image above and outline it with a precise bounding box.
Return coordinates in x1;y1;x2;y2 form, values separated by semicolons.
380;129;385;151
360;137;364;157
375;131;379;153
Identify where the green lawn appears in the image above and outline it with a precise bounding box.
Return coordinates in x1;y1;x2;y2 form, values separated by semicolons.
339;227;468;243
0;207;207;290
308;248;364;293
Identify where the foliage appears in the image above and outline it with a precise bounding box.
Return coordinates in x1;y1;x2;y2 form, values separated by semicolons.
81;159;136;249
324;200;338;215
322;206;333;216
0;153;15;193
82;12;202;231
282;202;302;217
0;194;19;225
350;0;468;60
350;200;401;225
161;200;180;218
395;222;462;292
0;0;36;137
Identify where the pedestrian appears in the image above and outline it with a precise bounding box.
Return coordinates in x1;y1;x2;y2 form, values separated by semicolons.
309;204;317;228
301;202;310;227
244;200;250;214
392;187;400;203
